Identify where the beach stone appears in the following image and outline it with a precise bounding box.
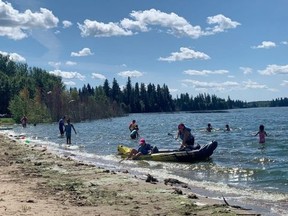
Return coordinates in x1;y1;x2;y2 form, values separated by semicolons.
145;174;158;183
187;193;198;199
172;188;183;195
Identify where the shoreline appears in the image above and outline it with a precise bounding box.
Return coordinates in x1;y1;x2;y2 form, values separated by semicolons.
0;132;262;216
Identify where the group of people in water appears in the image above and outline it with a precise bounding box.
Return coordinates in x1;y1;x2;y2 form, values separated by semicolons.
19;115;267;155
205;123;267;143
125;119;268;160
206;123;230;132
19;114;77;145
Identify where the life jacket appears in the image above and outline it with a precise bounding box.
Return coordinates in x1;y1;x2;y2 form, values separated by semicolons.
179;127;194;144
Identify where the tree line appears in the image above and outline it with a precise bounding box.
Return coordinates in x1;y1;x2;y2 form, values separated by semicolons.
0;54;287;124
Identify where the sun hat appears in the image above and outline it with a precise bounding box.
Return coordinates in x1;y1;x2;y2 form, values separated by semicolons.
139;138;146;144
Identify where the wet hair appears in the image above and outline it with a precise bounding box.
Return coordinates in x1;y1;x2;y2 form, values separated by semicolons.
178;123;185;129
259;124;264;131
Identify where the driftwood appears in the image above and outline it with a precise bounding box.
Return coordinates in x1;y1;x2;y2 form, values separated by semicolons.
222;196;253;211
164;178;188;188
146;174;158;183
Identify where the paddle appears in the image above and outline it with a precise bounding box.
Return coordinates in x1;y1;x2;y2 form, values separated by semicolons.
119;158;126;163
168;132;177;140
168;132;194;151
167;132;185;151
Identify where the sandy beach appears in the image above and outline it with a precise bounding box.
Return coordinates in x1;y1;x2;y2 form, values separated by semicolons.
0;133;261;216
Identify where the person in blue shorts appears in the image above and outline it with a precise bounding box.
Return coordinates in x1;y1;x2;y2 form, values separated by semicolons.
64;118;77;144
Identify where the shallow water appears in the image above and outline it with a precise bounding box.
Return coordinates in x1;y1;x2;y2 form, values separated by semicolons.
4;107;288;216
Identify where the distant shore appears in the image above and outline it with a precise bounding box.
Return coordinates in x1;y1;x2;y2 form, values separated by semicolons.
0;132;261;216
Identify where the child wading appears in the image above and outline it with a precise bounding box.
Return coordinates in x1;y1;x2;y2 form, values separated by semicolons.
64;118;77;144
255;124;268;144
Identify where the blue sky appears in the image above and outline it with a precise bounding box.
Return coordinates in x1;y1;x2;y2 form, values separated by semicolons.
1;0;288;102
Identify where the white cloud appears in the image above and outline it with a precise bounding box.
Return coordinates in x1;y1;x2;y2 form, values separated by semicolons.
78;19;133;37
49;69;85;81
242;80;267;89
252;41;276;49
71;48;94;57
92;73;106;80
63;20;72;28
240;67;253;75
49;61;77;68
168;88;178;93
64;81;76;86
183;78;272;92
182;79;239;91
126;9;203;38
0;1;58;40
258;64;288;75
48;61;61;69
281;80;288;86
118;70;143;78
78;9;239;39
159;47;210;62
66;61;77;66
205;14;241;34
0;51;26;62
184;69;228;76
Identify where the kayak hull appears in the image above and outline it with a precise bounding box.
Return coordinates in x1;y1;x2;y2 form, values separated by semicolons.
117;141;218;163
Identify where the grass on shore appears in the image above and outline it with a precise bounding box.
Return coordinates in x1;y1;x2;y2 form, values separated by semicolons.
0;118;15;125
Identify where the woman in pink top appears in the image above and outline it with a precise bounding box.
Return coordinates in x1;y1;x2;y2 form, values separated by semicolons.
255;124;268;143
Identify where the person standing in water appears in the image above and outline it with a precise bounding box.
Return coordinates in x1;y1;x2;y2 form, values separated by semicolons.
129;120;138;132
21;115;28;128
255;124;268;144
64;118;77;144
130;124;139;139
58;116;66;136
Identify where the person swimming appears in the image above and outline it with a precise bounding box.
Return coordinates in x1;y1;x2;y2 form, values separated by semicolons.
225;124;230;131
206;123;213;132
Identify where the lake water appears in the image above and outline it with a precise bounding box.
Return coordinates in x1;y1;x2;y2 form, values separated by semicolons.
2;107;288;216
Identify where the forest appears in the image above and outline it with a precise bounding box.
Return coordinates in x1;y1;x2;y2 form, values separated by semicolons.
0;54;287;124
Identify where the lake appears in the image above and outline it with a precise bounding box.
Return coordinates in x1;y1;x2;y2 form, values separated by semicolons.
4;107;288;216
